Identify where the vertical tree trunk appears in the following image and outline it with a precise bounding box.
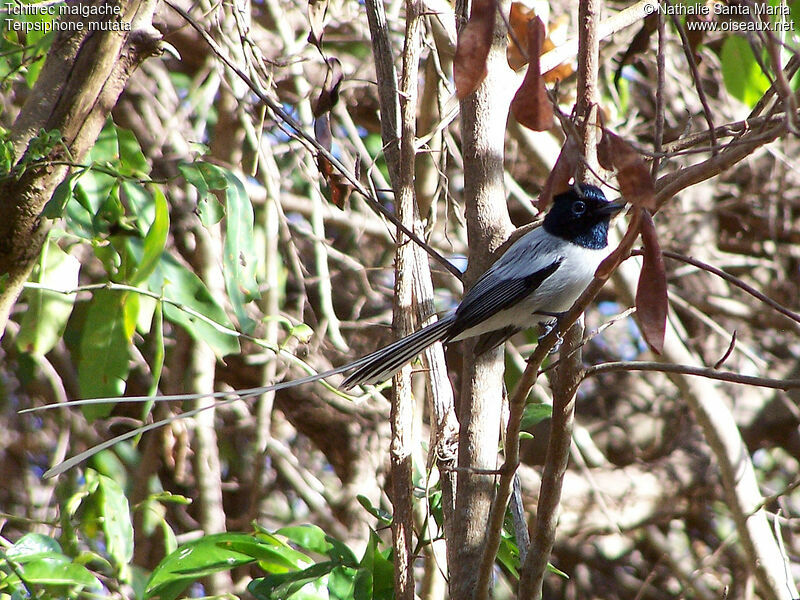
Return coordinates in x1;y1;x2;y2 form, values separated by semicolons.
449;1;516;597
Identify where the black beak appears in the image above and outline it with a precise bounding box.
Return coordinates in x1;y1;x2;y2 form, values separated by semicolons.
598;200;627;216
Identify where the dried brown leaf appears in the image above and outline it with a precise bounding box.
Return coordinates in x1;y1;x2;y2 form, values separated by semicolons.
454;0;496;99
685;15;706;64
604;131;656;212
596;127;615;171
507;2;535;70
312;57;343;117
511;16;553;132
314;113;352;208
542;15;572;83
635;210;667;354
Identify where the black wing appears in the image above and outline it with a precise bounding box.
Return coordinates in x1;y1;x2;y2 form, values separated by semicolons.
445;259;562;341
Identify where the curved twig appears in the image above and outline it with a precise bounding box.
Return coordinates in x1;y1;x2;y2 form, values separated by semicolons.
584;361;800;391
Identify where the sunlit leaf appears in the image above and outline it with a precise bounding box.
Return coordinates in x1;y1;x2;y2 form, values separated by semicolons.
602;130;655;211
92;472;135;572
17;241;80;355
145;533;275;600
130;187;169;286
720;35;770;108
222;169;260;333
147;253;240;357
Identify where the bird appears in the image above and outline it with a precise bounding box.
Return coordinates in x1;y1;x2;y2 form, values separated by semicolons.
23;182;625;478
339;182;625;388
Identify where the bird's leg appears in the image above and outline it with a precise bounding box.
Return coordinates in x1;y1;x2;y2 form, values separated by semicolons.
537;312;566;354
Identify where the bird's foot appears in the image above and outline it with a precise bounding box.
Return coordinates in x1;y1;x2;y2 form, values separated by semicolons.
538;313;566;354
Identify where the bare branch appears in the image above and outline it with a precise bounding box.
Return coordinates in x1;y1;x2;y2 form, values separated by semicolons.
585;361;800;391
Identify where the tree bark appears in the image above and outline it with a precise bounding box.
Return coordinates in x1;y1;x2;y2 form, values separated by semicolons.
450;0;516;597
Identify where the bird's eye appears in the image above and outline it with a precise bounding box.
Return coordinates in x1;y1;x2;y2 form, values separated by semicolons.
572;200;586;215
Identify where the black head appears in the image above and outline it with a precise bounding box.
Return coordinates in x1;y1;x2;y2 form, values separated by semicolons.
543;184;625;249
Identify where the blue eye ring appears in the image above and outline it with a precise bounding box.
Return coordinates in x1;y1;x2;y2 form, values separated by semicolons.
572;200;586;215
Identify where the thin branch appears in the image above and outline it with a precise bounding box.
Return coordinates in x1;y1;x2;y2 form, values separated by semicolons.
483;207;643;599
665;0;718;153
519;0;603;595
651;10;665;178
633;248;800;326
584;361;800;391
388;0;426;597
522;324;583;598
655;123;785;207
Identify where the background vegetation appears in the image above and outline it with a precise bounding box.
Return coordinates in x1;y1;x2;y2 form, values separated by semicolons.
2;0;800;598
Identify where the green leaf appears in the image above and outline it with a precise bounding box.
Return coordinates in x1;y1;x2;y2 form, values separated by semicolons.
145;533;264;600
720;35;771;107
77;289;131;418
122;292;139;340
62;180;97;240
179;161;228;197
276;525;333;556
180;161;260;331
5;533;62;558
147;253;240;357
116;126;149;176
222;169;259;333
179;160;226;226
2;555;101;589
88;120;120;165
130;188;169;286
289;323;314;344
43;170;85;219
496;535;520;578
2;535;102;591
221;538;311;573
322;537;357;566
354;531;393;600
95;472;134;569
248;561;338;600
547;561;569;578
521;402;552;431
356;495;392;525
197;194;224;227
17;241;80;355
328;566;357;600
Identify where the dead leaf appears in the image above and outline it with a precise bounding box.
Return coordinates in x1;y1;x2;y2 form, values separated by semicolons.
596;126;615;171
312;57;343;118
685;15;706;64
307;0;328;46
314;113;353;208
454;0;496;99
507;2;535;70
635;210;667;354
603;131;656;212
511;16;553;131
